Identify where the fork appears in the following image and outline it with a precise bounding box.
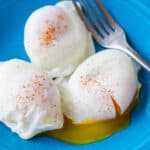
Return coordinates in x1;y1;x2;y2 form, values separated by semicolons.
72;0;150;72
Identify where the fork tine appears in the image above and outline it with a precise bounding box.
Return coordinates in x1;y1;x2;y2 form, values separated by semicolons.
80;0;107;37
95;0;119;29
72;0;103;44
86;0;112;33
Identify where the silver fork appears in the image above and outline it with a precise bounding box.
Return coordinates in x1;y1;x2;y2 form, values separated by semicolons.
72;0;150;72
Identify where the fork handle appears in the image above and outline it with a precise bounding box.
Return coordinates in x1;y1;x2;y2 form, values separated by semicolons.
118;43;150;72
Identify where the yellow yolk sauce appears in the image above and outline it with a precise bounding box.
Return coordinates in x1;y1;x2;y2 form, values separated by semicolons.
42;87;140;144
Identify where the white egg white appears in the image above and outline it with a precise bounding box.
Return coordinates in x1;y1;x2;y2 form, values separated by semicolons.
0;59;63;139
24;1;95;79
60;50;138;123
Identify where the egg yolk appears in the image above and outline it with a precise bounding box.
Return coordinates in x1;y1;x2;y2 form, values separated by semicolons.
41;87;140;144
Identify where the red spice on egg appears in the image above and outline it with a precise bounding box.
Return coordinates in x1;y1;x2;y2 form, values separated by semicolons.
15;73;51;110
39;14;68;47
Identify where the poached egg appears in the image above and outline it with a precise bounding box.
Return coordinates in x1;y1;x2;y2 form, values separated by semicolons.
24;1;95;79
0;59;63;139
60;49;138;123
44;49;140;144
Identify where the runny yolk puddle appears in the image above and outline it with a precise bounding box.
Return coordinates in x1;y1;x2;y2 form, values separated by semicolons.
41;88;140;144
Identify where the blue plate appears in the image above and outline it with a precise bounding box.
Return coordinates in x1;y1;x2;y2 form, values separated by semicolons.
0;0;150;149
